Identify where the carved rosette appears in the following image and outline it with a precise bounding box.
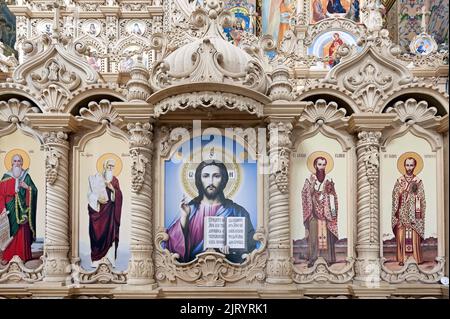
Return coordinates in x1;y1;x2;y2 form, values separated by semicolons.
154;228;267;287
266;121;293;284
42;131;71;281
355;131;382;284
127;122;155;284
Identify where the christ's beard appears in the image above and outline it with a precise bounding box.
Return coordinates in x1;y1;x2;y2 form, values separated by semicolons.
12;166;23;178
316;169;326;183
203;185;221;200
104;170;113;182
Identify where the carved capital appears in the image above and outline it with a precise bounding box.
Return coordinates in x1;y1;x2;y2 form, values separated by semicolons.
127;122;153;148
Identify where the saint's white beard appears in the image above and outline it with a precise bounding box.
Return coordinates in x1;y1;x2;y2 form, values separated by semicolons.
12;166;23;178
104;170;113;182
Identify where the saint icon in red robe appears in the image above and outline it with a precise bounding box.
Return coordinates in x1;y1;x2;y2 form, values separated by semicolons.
0;153;38;264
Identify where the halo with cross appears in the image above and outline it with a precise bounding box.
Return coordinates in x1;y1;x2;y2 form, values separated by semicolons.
180;147;241;200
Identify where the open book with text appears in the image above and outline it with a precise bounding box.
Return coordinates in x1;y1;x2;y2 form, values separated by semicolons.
204;216;246;250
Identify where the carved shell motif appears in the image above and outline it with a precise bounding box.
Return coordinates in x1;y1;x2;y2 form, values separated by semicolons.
302;99;347;125
0;98;38;123
77;99;121;125
387;98;438;124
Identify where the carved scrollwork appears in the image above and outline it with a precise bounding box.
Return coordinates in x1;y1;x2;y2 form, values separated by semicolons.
154;227;267;287
70;258;127;284
153;92;264;118
158;126;190;157
0;256;44;283
292;257;355;284
381;257;445;284
30;59;81;91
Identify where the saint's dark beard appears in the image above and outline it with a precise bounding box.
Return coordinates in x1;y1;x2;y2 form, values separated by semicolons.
316;169;326;183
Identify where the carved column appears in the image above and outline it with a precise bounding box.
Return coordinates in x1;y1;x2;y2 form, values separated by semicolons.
266;121;293;284
43;131;70;282
355;131;382;284
127;122;155;285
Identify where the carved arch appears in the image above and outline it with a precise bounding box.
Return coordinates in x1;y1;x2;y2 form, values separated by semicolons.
304;17;366;47
114;35;150;54
65;86;126;114
0;83;43;111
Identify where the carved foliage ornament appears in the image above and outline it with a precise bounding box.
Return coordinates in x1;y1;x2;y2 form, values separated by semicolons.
268;122;293;194
128;123;153;193
43;131;68;185
153;92;264;118
154;228;267;287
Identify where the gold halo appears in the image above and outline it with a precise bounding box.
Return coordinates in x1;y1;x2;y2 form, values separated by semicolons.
4;149;31;170
96;153;123;177
397;152;424;176
180;148;241;200
306;151;334;174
